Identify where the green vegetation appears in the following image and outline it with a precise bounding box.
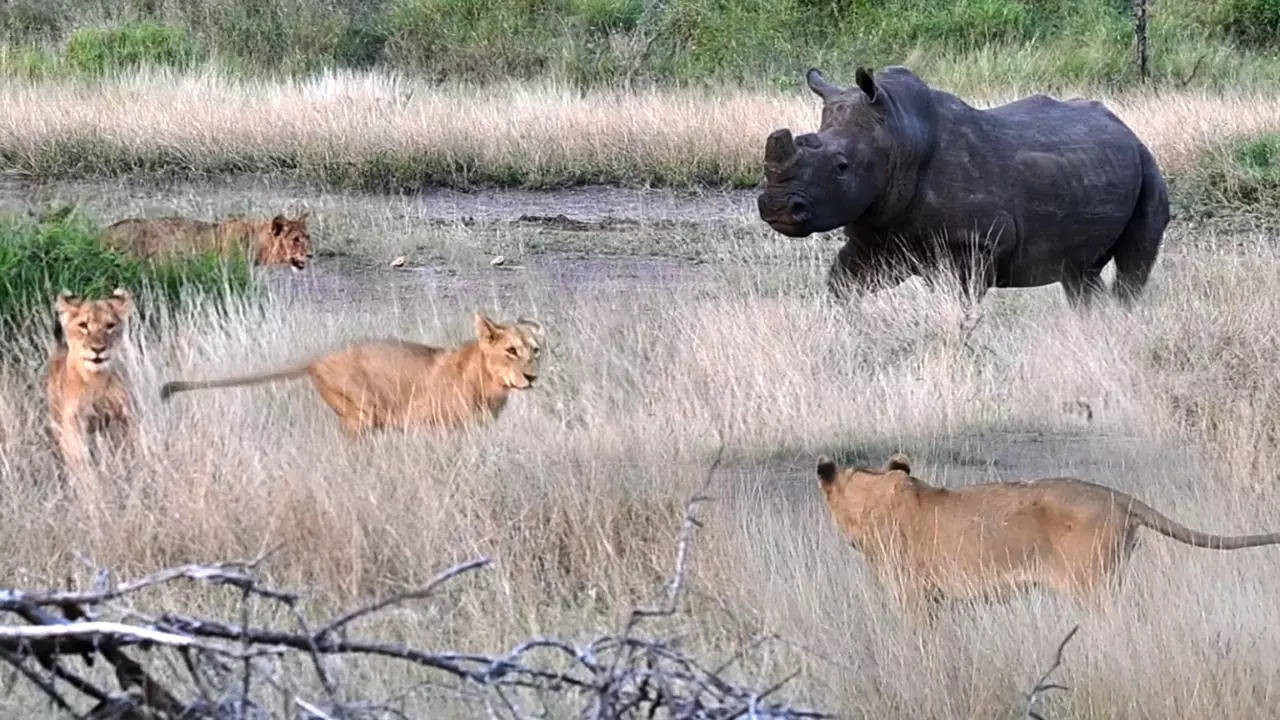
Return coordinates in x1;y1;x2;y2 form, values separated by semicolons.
0;209;254;333
1185;132;1280;216
0;0;1278;89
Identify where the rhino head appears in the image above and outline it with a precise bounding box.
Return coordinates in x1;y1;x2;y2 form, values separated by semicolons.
758;68;890;237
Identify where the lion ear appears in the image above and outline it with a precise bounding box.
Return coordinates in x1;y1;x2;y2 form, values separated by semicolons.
108;287;134;316
54;290;81;316
883;453;911;474
474;311;500;343
817;456;838;484
272;214;287;235
516;317;543;338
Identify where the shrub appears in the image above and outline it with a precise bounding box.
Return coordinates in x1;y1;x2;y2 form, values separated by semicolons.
65;21;198;75
1183;133;1280;215
1216;0;1280;46
0;209;254;334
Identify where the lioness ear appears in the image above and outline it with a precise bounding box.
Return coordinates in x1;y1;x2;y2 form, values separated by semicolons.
272;215;287;235
474;311;500;343
516;317;543;337
817;456;838;485
855;67;878;103
54;290;81;316
108;287;134;316
883;452;911;474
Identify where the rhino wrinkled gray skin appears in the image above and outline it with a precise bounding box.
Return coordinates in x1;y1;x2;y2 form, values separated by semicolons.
758;66;1169;304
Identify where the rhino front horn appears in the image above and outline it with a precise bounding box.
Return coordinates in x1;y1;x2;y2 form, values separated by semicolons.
765;129;797;163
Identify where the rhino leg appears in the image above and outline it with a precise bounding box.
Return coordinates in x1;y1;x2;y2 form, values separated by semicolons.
1110;148;1169;303
1062;269;1106;307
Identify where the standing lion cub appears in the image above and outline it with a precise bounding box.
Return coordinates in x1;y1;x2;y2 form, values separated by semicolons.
101;212;312;270
817;454;1280;613
46;289;138;475
160;312;542;435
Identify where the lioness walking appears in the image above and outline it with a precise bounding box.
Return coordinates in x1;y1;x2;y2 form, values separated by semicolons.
161;312;542;435
102;213;312;270
46;289;138;475
816;454;1280;615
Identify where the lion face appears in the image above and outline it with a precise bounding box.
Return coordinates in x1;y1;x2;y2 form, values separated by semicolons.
55;289;133;374
816;455;910;547
259;213;312;270
474;312;543;390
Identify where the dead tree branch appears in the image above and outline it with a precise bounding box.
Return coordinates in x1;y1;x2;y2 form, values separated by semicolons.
0;443;826;718
1025;624;1081;720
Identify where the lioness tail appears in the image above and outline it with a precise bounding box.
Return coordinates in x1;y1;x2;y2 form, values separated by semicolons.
1129;498;1280;550
160;365;309;401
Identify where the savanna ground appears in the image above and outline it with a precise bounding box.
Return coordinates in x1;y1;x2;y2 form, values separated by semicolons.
3;1;1280;714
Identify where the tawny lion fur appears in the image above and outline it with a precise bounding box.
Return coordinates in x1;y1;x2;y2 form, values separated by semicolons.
46;289;138;474
101;213;312;270
160;312;542;435
817;454;1280;612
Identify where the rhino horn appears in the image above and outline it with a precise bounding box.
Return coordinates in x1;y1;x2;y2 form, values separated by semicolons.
806;68;843;100
765;129;797;164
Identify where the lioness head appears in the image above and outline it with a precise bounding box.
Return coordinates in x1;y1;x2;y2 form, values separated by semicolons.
259;212;312;270
474;312;542;390
55;289;133;373
816;453;913;547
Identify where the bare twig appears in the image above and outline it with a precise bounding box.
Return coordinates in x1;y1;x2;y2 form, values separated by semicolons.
316;557;491;639
1026;625;1081;720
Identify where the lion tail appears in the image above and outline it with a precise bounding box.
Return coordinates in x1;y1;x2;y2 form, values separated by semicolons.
1128;497;1280;550
160;365;309;402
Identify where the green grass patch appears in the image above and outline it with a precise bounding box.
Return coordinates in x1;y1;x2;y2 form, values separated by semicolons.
1185;132;1280;216
65;21;199;75
0;208;255;334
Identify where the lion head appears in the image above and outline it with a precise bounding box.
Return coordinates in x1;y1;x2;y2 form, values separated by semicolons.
55;289;133;374
474;312;542;390
816;453;913;548
258;212;312;270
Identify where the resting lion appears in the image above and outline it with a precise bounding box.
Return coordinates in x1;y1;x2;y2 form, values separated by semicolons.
46;289;138;475
160;312;542;435
101;212;312;270
817;454;1280;614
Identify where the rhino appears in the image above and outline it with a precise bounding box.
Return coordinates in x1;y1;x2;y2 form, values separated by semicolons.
757;66;1169;305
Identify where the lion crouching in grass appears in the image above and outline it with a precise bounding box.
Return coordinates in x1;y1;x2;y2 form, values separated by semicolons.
160;312;543;435
46;289;138;476
816;454;1280;617
101;212;312;270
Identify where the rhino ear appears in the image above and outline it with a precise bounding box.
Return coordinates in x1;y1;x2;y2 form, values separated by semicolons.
855;67;878;102
806;68;843;101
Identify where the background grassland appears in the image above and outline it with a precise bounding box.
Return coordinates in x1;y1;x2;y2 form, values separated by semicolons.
2;0;1280;90
2;213;1280;717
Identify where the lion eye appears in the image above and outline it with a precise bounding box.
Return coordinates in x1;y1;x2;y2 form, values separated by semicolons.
105;322;117;331
78;321;89;330
505;347;520;358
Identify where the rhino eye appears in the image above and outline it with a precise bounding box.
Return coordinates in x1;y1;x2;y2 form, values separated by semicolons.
836;158;849;173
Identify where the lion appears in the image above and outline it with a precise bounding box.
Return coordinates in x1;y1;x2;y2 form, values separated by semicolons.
160;312;543;435
46;289;138;475
101;212;312;270
816;453;1280;616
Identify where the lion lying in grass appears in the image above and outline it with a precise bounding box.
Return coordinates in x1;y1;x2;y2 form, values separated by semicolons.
160;312;542;435
46;289;137;475
817;454;1280;614
101;212;312;270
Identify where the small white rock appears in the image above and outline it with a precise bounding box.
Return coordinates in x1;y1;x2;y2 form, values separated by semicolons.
490;255;506;266
390;256;406;268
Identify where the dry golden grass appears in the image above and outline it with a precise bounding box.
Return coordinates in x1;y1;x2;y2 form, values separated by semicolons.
1;69;1278;188
2;205;1280;715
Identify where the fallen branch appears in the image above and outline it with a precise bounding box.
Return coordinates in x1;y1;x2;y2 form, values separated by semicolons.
1025;624;1080;720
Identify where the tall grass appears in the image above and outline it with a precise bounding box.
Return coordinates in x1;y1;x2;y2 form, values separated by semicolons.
2;0;1280;88
0;209;254;335
1;214;1279;715
2;69;1279;193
